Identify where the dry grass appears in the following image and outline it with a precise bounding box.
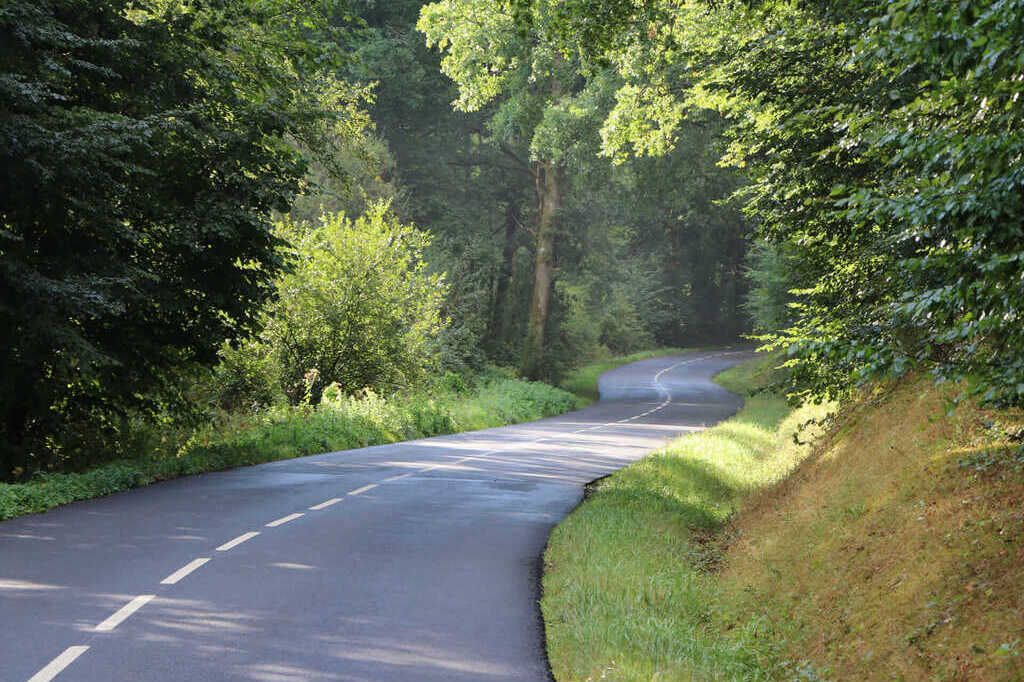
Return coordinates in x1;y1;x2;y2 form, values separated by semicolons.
724;378;1024;680
543;359;1024;681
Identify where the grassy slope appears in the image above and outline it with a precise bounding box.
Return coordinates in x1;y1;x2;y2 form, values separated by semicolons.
725;378;1024;680
542;356;830;680
0;375;576;520
543;357;1024;681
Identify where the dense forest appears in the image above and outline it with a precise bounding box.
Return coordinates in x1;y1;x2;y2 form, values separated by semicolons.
2;0;1022;482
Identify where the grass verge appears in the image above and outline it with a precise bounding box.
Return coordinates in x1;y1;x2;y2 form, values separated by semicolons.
543;357;1024;680
560;348;691;403
0;373;576;521
541;355;831;680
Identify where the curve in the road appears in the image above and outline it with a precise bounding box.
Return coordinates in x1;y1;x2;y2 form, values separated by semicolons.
2;350;752;682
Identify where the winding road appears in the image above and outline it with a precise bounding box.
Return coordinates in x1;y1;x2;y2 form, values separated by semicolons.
1;350;751;682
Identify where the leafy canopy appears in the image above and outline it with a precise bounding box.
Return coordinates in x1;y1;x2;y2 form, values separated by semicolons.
0;0;366;476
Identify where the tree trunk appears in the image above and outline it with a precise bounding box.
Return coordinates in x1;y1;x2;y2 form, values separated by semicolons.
488;186;522;353
522;159;562;378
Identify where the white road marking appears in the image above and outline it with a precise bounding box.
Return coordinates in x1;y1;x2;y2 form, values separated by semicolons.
309;498;342;511
95;594;155;632
216;532;260;552
385;352;746;475
22;351;742;682
265;512;304;527
160;557;210;585
27;645;90;682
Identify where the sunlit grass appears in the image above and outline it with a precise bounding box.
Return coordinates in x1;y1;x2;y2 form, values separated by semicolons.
542;355;831;681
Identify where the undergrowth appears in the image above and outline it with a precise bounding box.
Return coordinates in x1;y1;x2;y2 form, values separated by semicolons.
0;372;577;520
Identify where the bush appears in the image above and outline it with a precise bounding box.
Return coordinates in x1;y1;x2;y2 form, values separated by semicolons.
213;339;281;410
265;203;448;402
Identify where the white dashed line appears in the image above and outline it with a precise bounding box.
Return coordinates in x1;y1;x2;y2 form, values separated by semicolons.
26;351;746;682
94;594;154;632
27;645;90;682
160;557;210;585
387;353;740;475
265;512;304;527
217;531;260;551
309;498;342;510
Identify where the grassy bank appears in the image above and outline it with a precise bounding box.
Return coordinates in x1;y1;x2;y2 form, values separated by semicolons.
0;373;576;521
541;355;831;680
560;348;690;403
543;357;1024;680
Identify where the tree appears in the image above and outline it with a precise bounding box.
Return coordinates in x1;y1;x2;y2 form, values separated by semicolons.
0;0;365;477
418;0;582;377
540;0;1024;408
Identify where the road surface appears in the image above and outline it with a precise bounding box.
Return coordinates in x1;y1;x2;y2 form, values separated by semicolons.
0;350;751;682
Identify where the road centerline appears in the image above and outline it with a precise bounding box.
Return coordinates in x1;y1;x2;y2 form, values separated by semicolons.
309;498;342;510
27;645;90;682
265;512;304;527
94;594;154;632
216;531;260;552
347;483;378;496
160;557;210;585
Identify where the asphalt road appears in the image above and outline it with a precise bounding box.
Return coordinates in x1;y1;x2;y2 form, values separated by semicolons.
1;350;751;682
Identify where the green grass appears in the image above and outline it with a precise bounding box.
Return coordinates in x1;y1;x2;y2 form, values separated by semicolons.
560;348;691;403
541;355;831;681
0;373;576;521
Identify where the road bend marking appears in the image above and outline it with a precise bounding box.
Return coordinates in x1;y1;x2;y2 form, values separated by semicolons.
160;558;210;585
309;498;342;511
27;645;90;682
216;532;259;552
95;594;154;632
379;352;747;487
347;483;378;496
400;352;743;472
265;512;304;528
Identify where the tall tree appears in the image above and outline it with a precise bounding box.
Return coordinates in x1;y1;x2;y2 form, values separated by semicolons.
418;0;581;377
0;0;365;476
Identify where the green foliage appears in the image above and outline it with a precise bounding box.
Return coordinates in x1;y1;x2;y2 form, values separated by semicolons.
537;0;1024;409
0;0;368;478
213;339;281;412
744;240;798;334
416;0;750;380
263;204;448;402
0;371;577;520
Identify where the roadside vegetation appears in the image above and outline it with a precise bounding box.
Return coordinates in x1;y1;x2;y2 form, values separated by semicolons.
543;357;1024;680
0;344;680;520
0;371;575;520
542;355;831;680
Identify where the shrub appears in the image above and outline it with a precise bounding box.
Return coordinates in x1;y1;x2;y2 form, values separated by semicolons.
264;203;449;403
